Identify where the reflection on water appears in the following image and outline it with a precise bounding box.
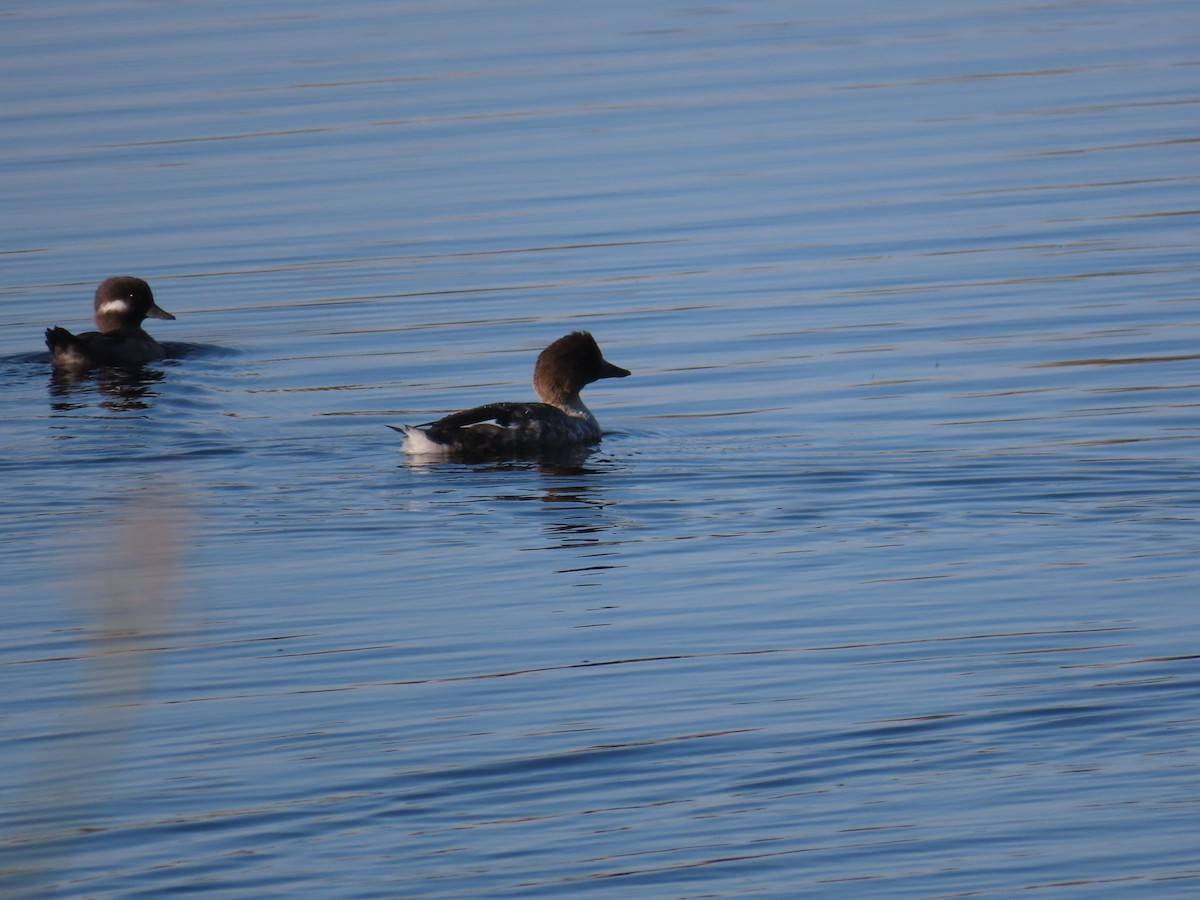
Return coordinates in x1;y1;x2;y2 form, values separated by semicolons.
48;365;168;412
2;487;184;897
2;0;1199;896
399;446;604;474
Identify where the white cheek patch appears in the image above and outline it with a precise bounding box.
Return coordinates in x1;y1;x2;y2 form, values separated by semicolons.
99;298;131;315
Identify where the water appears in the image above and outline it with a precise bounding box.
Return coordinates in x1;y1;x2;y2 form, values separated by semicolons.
2;1;1199;896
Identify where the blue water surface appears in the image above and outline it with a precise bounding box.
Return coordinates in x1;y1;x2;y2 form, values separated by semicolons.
1;1;1198;896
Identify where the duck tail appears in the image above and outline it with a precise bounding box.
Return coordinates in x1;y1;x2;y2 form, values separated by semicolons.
45;327;90;369
387;424;449;456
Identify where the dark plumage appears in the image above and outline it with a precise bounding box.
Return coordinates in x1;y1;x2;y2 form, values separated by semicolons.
45;276;175;370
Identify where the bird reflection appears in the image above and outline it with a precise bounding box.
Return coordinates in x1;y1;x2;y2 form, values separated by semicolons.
48;365;167;412
523;455;626;544
400;442;600;473
537;479;610;533
400;443;626;543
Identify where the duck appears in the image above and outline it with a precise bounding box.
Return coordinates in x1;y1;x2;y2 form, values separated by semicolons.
392;331;630;458
45;276;176;370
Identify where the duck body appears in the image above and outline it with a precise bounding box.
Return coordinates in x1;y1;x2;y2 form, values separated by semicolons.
45;276;175;370
395;400;603;457
394;331;629;459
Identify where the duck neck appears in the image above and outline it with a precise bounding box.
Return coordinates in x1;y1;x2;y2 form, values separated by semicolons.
95;314;143;333
550;392;596;424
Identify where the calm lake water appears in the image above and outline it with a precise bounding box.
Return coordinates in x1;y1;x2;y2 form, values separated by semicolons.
2;1;1199;896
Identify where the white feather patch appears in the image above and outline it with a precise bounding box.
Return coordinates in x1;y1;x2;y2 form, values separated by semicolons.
401;427;450;456
98;298;130;315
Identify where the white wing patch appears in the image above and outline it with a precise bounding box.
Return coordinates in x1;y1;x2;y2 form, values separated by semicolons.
472;417;518;430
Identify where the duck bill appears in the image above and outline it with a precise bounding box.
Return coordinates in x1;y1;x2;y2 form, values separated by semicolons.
145;304;176;321
599;359;631;379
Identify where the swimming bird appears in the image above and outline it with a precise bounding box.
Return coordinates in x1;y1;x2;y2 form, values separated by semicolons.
45;276;176;370
392;331;630;458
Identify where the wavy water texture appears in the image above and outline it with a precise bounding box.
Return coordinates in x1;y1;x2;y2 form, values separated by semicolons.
1;1;1199;897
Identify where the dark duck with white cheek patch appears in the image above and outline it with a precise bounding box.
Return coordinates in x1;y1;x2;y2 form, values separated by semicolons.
391;331;630;458
45;276;176;370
